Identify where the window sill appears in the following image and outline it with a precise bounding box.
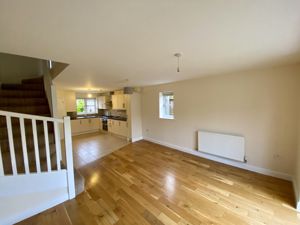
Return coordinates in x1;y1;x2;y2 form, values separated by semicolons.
159;116;175;120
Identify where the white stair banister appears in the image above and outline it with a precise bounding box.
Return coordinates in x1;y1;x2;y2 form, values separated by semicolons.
19;118;30;174
0;110;76;224
0;145;3;176
6;116;17;175
43;120;51;172
54;121;62;170
32;119;41;173
63;116;75;199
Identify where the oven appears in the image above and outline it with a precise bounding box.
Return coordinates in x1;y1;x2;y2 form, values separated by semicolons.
101;116;108;131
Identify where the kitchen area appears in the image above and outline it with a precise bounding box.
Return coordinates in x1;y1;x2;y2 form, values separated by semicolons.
69;93;129;138
54;87;143;167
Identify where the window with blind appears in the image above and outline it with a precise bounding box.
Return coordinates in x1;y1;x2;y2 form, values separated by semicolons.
159;91;174;119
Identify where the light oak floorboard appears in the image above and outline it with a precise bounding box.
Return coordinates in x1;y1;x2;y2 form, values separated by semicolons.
17;139;300;225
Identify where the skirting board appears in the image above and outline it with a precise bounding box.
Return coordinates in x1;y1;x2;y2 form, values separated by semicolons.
143;137;292;181
292;177;300;212
132;136;144;142
143;137;300;211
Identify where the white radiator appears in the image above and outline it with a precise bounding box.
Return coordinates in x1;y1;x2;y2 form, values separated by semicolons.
197;131;245;162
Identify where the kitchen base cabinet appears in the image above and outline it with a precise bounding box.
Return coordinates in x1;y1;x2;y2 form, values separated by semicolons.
71;118;101;136
108;119;128;137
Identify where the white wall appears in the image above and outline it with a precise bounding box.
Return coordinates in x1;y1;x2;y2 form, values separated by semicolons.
55;89;76;118
142;64;300;177
296;87;300;210
127;93;143;141
0;53;47;83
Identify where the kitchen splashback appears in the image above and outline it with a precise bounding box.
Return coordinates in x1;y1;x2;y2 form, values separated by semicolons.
99;109;127;118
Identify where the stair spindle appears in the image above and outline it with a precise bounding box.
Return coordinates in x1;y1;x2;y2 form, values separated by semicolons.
0;145;4;176
32;119;41;173
6;116;17;175
43;121;51;172
19;118;29;174
54;121;62;170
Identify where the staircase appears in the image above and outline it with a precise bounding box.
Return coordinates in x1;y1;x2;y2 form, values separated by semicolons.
0;76;75;225
0;77;56;174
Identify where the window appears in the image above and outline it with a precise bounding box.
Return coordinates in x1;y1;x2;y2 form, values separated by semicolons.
159;92;174;119
76;98;97;114
48;60;53;69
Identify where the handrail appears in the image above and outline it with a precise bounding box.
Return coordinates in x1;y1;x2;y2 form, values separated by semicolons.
0;110;63;123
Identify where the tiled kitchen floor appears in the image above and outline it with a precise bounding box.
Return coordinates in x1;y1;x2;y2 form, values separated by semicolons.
72;131;128;168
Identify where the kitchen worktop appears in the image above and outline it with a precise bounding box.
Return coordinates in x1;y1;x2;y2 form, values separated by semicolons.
101;115;127;121
71;115;127;121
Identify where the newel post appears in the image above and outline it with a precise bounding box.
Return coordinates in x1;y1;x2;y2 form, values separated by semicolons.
63;116;75;199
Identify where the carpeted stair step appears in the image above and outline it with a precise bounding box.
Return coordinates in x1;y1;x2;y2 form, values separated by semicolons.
21;77;44;84
0;115;51;127
0;122;54;140
0;105;50;115
0;75;58;176
1;83;44;91
0;90;45;98
2;144;59;175
0;132;55;154
0;98;47;107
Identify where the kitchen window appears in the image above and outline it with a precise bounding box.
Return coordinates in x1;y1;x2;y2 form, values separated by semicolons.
159;91;174;119
76;98;97;114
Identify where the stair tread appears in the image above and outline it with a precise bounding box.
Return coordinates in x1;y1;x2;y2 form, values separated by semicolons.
0;132;55;150
0;98;48;107
0;114;52;127
1;83;44;91
0;105;50;115
0;90;45;98
21;77;44;84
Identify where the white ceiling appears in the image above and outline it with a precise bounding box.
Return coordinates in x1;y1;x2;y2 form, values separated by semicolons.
1;0;300;91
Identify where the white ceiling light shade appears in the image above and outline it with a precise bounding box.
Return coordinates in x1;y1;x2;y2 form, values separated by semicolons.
174;53;182;72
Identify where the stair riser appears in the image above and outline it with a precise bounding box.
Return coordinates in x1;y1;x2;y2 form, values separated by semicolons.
1;84;44;91
0;116;51;127
0;124;54;140
0;91;45;98
21;77;44;84
0;98;47;107
2;150;58;175
0;105;50;115
0;134;56;154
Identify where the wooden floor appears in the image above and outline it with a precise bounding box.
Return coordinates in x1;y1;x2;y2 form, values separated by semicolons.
72;132;128;169
17;140;300;225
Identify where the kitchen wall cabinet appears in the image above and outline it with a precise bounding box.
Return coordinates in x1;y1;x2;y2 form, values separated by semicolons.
112;94;126;110
97;95;112;109
108;119;128;137
71;118;100;135
97;96;106;109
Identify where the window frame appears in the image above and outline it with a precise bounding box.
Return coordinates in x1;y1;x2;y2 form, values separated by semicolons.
76;98;97;115
159;91;175;120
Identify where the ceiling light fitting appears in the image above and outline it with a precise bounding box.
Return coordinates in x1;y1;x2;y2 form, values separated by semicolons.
174;53;182;72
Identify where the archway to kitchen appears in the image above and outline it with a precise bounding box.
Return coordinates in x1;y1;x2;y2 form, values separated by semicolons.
55;90;142;169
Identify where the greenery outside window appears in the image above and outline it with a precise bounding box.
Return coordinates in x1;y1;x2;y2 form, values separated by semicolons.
76;98;97;114
159;92;174;119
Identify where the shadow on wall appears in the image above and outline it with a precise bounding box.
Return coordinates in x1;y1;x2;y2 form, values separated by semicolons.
0;52;68;83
